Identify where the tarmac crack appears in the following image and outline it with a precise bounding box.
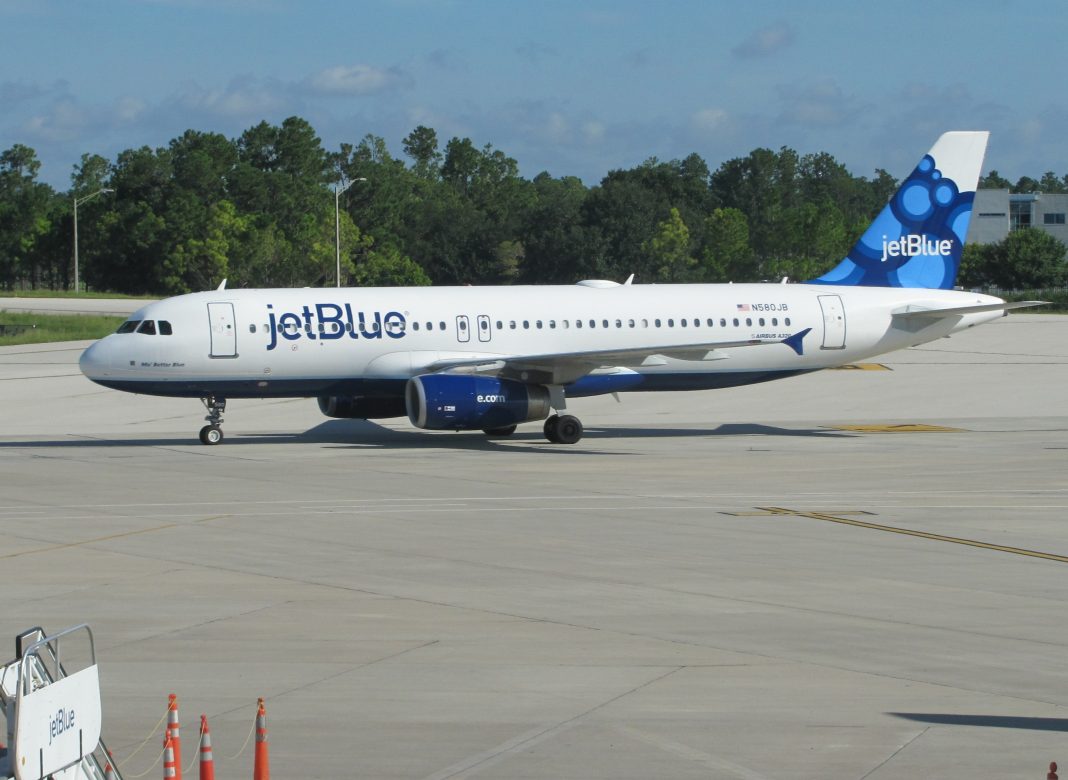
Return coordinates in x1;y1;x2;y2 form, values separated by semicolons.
422;666;683;780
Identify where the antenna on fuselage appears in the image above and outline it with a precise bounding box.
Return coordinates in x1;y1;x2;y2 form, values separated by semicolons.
216;279;227;291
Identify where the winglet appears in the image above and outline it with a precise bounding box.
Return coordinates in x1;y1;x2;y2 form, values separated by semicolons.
782;328;811;356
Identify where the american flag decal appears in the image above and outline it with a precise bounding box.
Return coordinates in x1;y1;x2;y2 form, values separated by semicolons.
736;303;750;311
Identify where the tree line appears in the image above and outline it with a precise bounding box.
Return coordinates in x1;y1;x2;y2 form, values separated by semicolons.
1;117;1065;295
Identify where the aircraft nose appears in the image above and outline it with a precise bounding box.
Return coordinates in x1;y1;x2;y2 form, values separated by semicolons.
79;339;110;379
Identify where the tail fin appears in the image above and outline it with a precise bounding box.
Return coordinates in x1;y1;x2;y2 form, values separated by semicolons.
807;131;989;290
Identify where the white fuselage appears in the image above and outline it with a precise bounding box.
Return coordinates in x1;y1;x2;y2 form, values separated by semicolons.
79;282;1005;400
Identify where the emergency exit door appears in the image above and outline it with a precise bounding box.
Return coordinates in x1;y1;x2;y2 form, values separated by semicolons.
207;302;238;358
817;294;846;349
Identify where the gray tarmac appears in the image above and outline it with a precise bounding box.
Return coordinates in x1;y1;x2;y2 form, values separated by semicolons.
1;313;1066;779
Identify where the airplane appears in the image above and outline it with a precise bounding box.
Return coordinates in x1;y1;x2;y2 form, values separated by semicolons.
79;131;1042;446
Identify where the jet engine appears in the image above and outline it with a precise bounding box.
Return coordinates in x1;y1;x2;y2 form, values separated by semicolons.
405;374;551;431
317;395;408;419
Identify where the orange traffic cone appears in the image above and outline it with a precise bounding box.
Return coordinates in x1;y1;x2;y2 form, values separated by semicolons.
253;698;269;780
163;733;177;780
168;694;182;780
198;715;215;780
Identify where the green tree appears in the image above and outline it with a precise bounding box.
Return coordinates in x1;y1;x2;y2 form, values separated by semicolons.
402;125;441;179
0;144;58;289
519;174;595;283
979;170;1012;190
1038;171;1067;194
699;207;753;281
352;245;431;287
989;228;1067;288
644;207;696;283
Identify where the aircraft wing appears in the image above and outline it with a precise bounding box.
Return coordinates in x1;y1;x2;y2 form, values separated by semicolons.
422;329;812;385
893;300;1046;322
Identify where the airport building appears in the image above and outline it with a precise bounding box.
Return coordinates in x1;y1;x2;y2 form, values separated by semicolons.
969;189;1068;244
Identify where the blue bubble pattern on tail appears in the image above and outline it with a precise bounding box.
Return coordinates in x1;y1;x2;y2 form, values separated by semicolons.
807;152;974;290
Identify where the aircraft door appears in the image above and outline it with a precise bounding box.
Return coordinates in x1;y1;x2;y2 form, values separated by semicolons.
207;302;238;358
456;315;471;343
818;294;846;349
476;314;492;342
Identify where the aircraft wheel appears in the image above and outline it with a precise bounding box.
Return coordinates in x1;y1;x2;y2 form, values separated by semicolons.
483;424;517;437
199;425;224;445
554;415;583;444
543;414;560;443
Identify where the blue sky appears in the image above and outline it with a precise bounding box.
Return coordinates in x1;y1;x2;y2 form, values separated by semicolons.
2;0;1066;190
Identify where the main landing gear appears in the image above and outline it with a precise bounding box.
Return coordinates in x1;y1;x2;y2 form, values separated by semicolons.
543;414;583;444
199;395;227;445
541;386;582;443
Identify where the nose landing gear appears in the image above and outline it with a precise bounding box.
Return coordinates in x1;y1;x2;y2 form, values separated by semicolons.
199;395;227;445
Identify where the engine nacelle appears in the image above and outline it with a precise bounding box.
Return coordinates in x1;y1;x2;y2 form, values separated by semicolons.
317;395;408;419
406;375;551;431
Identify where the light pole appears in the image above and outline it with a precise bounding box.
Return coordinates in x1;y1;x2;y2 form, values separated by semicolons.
73;188;113;292
334;177;366;288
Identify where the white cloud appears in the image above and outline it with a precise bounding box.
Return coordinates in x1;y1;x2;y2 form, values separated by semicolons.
775;79;864;128
175;76;288;118
733;22;794;59
306;65;411;96
692;108;728;132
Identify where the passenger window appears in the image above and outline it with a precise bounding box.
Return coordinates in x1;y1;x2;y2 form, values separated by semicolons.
496;320;503;330
523;320;530;329
589;319;596;328
439;321;446;330
759;318;765;326
785;317;791;326
615;319;622;328
681;319;687;327
707;318;714;327
602;319;609;328
413;322;420;331
745;318;752;326
159;321;173;335
720;318;727;327
772;318;778;326
628;319;635;328
642;319;649;328
549;320;556;329
667;319;674;327
563;320;569;328
510;321;516;329
575;319;583;328
655;319;661;328
732;318;739;326
137;320;156;335
248;324;256;334
116;320;141;334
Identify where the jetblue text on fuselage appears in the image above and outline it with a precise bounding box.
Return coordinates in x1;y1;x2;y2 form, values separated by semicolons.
266;303;406;350
880;234;954;262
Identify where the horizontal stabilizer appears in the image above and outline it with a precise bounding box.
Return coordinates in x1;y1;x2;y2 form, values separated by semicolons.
893;300;1047;321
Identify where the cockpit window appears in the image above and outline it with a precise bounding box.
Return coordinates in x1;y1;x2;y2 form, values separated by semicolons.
159;321;173;335
116;320;141;334
137;320;157;335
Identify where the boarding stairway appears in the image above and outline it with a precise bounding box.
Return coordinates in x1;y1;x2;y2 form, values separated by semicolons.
1;625;123;780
